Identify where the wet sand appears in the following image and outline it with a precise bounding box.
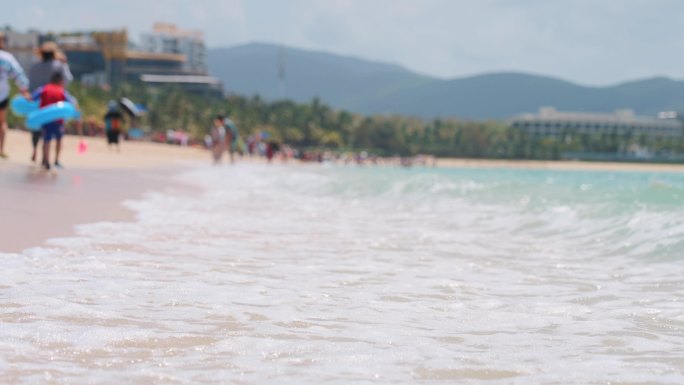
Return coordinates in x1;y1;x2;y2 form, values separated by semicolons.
0;130;206;253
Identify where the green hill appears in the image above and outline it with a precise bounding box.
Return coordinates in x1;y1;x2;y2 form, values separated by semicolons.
207;43;435;107
208;43;684;119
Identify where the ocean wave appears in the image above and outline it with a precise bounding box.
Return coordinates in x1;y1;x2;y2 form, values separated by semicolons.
1;164;682;384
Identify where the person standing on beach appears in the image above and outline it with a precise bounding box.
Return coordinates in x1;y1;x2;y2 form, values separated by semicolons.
104;101;125;152
0;31;31;159
223;117;239;163
210;115;226;164
31;72;77;170
28;42;73;163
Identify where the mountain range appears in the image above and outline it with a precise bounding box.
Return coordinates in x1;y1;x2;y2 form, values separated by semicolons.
207;43;684;120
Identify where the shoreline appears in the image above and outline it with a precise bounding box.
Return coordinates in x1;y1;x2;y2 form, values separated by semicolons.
0;130;207;253
0;166;193;253
2;129;209;170
3;128;684;253
435;157;684;172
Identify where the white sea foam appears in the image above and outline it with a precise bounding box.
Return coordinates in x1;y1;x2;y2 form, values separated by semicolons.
1;164;683;384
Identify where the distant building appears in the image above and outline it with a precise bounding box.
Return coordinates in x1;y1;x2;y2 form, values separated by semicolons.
4;25;221;95
55;31;113;85
139;74;223;94
2;29;40;71
52;28;221;96
140;23;206;74
510;107;683;138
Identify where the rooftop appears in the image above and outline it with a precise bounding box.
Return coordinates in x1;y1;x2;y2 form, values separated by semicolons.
140;74;222;85
126;51;186;62
513;107;681;127
150;23;203;40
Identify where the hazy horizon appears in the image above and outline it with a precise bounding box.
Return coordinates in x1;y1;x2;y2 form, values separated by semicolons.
3;0;684;86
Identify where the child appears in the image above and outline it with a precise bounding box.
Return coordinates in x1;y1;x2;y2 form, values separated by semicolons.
104;100;124;151
32;72;78;170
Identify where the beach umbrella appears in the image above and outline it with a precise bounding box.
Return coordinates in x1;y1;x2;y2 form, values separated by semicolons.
119;97;141;118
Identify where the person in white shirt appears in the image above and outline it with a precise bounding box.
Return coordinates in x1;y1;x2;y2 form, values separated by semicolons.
0;31;31;159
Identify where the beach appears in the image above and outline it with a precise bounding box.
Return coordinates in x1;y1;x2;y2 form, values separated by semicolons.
1;160;682;384
0;129;206;252
3;128;684;253
0;129;208;170
1;132;683;384
4;3;684;383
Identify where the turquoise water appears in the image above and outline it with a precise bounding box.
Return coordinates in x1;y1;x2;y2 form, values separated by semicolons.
1;164;683;384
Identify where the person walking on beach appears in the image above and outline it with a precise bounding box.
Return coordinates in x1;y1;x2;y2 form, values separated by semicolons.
28;42;73;163
31;72;77;170
210;115;226;164
223;116;239;163
104;101;125;152
0;31;31;159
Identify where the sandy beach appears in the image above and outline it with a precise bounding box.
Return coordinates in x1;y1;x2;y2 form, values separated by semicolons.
3;127;684;253
1;130;683;384
0;129;206;252
1;129;208;170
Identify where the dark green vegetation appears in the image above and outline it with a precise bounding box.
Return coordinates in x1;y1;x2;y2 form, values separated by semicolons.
209;43;684;120
10;82;684;160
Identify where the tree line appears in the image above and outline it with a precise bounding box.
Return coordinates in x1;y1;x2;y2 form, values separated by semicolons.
10;82;684;160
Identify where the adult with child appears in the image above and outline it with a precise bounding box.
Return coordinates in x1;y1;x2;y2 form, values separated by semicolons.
31;72;78;170
0;31;31;159
28;41;73;163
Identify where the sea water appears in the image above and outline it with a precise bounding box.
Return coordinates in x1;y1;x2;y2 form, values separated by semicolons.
1;164;683;384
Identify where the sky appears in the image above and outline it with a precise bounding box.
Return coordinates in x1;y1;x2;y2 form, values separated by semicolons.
3;0;684;85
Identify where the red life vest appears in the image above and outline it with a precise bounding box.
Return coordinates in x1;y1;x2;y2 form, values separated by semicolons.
39;83;66;108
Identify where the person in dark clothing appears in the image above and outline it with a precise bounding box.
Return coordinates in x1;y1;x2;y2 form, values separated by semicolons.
104;101;125;151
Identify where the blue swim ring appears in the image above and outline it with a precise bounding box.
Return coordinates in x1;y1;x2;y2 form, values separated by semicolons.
10;96;39;116
26;102;79;131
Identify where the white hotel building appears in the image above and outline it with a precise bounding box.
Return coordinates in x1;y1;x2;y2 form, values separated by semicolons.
510;107;683;138
140;23;207;75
